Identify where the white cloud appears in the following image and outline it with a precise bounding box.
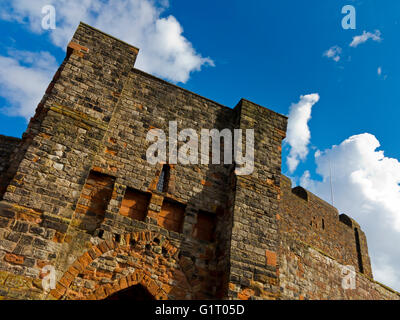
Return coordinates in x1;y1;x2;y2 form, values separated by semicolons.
373;256;400;290
323;46;342;62
284;93;320;173
377;66;388;80
350;30;382;48
0;50;58;119
1;0;214;84
301;133;400;291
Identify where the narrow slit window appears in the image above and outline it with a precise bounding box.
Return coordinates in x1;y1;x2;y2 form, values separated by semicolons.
156;164;170;193
354;228;364;274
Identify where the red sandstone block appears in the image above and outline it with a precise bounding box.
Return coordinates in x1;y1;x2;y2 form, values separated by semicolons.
87;248;98;260
50;288;63;300
52;283;67;299
147;280;159;296
123;233;131;244
169;246;178;256
104;285;115;297
265;250;277;267
237;288;254;300
59;271;74;288
67;41;89;53
119;277;128;290
112;282;120;292
104;147;117;156
132;271;143;283
78;252;93;268
98;241;109;253
4;253;24;265
68;265;80;277
155;289;168;300
95;287;106;300
127;274;136;286
91;166;103;173
71;261;84;273
96;270;113;279
52;231;65;243
92;246;103;258
108;166;117;173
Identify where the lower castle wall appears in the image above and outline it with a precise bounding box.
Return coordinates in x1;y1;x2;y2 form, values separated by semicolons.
279;235;400;300
279;175;372;278
0;198;222;300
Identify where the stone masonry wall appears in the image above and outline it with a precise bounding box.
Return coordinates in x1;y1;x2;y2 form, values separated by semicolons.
0;22;234;300
0;22;397;300
279;235;400;300
279;175;372;278
277;175;396;299
227;100;287;300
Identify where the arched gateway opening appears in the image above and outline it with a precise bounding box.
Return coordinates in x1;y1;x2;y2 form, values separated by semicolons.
105;284;155;300
50;231;195;300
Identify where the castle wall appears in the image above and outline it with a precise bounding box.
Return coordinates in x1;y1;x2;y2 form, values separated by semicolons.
279;175;372;278
227;100;287;300
276;175;395;299
0;22;397;301
279;235;400;300
0;23;287;300
0;23;228;299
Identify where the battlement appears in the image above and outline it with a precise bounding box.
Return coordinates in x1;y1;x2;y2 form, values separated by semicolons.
279;174;372;278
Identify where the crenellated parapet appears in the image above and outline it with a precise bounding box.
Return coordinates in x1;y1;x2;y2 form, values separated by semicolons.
279;174;373;278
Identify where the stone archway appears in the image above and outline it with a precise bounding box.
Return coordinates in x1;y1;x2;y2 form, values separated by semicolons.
50;231;194;300
105;284;154;300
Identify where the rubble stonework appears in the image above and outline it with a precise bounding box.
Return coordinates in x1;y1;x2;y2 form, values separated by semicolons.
0;23;398;300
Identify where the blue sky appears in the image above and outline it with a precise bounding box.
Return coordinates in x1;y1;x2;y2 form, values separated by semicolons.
0;0;399;291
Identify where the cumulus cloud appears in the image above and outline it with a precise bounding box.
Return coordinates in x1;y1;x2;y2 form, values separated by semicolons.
0;50;58;119
1;0;214;83
323;46;342;62
350;30;382;48
284;93;320;173
301;133;400;291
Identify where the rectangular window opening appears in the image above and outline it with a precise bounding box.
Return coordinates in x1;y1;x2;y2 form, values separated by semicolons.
119;188;151;221
158;199;185;233
193;210;217;242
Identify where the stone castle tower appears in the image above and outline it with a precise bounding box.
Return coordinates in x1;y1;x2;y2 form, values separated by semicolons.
0;23;398;300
